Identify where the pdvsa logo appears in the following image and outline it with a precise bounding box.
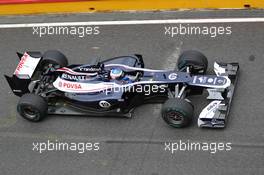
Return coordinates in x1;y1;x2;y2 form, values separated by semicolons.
99;101;111;108
63;82;82;89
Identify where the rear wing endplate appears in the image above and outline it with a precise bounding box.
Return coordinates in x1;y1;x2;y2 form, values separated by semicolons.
4;52;42;96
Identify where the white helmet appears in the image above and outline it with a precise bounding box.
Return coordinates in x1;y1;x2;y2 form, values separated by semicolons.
110;68;123;79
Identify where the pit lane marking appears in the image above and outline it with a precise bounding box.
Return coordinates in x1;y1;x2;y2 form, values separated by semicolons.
1;17;264;28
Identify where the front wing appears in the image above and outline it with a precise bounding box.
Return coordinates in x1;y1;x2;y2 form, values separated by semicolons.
198;62;239;128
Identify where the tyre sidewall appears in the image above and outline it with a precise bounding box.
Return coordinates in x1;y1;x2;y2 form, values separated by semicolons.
41;50;68;69
162;99;193;128
177;50;208;74
17;104;42;122
17;94;47;122
162;108;191;128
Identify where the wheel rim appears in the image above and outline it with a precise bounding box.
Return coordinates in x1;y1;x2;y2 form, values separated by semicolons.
166;111;184;125
187;65;205;73
21;106;39;119
42;60;60;70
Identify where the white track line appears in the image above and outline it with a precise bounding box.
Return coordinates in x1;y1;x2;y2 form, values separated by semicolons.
0;17;264;28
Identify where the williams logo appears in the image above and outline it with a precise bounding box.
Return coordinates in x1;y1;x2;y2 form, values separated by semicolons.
99;101;111;108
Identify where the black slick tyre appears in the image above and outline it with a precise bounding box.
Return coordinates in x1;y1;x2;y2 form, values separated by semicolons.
177;50;208;74
17;93;48;122
41;50;68;68
161;98;194;128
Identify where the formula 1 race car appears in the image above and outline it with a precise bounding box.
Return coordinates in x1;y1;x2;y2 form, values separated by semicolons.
5;50;239;128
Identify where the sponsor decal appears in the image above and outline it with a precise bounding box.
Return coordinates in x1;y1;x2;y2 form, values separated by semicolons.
192;76;197;83
217;78;225;84
61;73;88;81
13;52;41;78
207;78;214;83
54;76;168;93
213;77;217;85
59;81;82;89
207;101;219;111
199;100;222;120
79;67;101;72
99;101;111;108
168;73;178;80
14;53;28;75
56;67;98;76
198;77;203;83
198;76;207;83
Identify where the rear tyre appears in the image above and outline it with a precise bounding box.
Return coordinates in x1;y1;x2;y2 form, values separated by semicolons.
17;93;48;122
177;50;208;74
161;98;194;128
41;50;68;69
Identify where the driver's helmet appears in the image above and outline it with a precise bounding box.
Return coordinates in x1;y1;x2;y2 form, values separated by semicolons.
110;68;124;79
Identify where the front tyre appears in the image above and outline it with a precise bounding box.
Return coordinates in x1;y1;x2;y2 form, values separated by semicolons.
177;50;208;74
17;93;48;122
161;98;194;128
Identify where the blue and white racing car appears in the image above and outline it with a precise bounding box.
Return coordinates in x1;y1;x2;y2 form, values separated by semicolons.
5;50;239;128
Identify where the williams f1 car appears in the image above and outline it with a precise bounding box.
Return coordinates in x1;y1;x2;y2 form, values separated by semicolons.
4;50;239;128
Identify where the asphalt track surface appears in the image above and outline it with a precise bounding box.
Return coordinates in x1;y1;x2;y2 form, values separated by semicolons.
0;10;264;175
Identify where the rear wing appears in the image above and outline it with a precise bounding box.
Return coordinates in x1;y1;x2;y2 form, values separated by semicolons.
4;52;42;97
